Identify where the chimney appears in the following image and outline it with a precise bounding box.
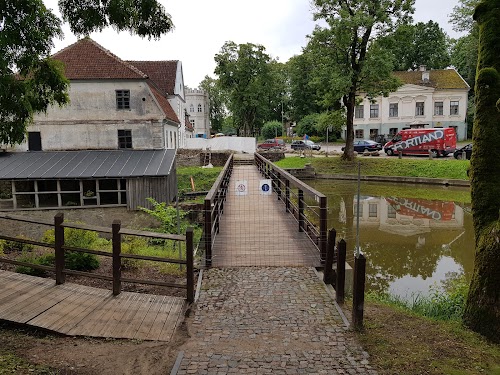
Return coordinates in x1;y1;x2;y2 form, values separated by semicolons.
421;66;430;83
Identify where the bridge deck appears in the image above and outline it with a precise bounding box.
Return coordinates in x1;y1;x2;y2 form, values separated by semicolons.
211;164;321;267
0;270;184;341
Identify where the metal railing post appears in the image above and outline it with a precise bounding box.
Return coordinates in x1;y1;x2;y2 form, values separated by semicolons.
298;189;304;232
112;220;122;296
285;180;290;212
323;229;336;285
204;199;212;267
186;227;194;303
336;239;346;304
352;253;366;328
319;196;327;263
54;213;65;285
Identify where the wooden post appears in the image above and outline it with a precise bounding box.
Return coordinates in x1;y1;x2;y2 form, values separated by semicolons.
336;239;346;304
285;180;290;212
298;189;304;232
204;199;212;267
323;229;336;285
319;196;328;264
186;227;194;303
112;220;122;296
54;213;65;285
352;253;366;328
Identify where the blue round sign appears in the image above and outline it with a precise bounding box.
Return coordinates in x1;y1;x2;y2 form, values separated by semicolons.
262;183;270;192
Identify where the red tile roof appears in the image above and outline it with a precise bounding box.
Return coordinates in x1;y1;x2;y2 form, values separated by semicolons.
53;38;147;80
128;60;178;96
393;69;470;90
148;83;180;124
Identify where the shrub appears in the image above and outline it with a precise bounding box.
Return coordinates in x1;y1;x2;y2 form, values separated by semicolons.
2;236;34;253
121;237;149;270
15;253;55;277
41;226;101;271
261;121;283;139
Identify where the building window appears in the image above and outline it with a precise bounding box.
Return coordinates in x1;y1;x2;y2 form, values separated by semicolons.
450;101;459;115
369;204;378;218
354;204;363;218
370;129;378;139
189;104;194;112
415;102;424;116
197;104;202;113
28;132;42;151
389;103;398;117
116;90;130;109
190;119;195;127
118;130;132;149
389;128;398;136
355;105;364;119
387;205;397;219
370;104;379;118
434;101;443;116
355;129;364;138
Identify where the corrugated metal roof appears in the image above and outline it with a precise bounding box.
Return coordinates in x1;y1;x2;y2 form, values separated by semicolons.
0;150;176;180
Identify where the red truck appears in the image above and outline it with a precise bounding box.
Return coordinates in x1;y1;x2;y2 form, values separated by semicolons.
383;128;456;157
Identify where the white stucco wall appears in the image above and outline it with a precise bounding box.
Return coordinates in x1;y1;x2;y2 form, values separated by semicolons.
185;88;210;138
185;137;256;154
23;80;176;151
351;84;469;141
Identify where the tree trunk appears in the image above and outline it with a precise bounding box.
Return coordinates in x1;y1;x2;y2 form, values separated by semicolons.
342;91;356;161
463;1;500;342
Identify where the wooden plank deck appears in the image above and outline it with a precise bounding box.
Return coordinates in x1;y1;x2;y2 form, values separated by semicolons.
0;270;185;342
212;164;321;267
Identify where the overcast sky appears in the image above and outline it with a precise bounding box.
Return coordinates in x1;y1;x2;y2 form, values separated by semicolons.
43;0;465;88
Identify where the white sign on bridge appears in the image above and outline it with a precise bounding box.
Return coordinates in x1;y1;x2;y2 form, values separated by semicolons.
235;180;248;196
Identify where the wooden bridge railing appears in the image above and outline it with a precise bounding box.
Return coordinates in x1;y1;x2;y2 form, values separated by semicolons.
203;154;234;266
254;153;328;263
0;212;194;303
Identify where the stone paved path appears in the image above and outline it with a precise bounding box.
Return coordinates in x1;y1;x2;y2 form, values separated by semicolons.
176;267;377;374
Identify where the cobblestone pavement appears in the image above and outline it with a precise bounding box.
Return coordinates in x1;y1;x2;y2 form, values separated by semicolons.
176;267;377;374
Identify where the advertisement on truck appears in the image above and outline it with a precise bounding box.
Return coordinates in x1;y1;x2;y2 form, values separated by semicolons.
384;128;456;157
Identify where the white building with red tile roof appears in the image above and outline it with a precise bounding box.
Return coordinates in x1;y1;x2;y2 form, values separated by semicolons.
19;38;184;152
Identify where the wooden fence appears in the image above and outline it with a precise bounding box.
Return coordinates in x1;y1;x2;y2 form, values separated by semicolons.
0;212;194;303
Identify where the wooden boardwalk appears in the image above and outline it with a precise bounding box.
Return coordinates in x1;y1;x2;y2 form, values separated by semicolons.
0;270;185;341
212;164;321;267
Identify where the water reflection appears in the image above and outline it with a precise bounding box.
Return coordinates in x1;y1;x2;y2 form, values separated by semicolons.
309;180;475;298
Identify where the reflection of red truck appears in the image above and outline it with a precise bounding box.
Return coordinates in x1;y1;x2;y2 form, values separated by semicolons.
384;128;456;157
386;197;456;221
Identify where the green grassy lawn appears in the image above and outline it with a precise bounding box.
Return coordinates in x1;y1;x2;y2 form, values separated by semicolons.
177;166;223;194
276;156;470;180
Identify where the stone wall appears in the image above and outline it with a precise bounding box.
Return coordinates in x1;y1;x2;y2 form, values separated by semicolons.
176;149;231;167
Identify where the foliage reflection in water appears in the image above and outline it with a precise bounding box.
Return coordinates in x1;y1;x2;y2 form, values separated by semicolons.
308;180;474;299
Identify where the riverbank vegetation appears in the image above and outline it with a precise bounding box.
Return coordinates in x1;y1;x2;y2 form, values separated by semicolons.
276;156;470;180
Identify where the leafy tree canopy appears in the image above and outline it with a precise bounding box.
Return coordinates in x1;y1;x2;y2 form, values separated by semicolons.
261;121;283;139
214;41;279;136
199;76;228;133
0;0;173;145
379;21;451;71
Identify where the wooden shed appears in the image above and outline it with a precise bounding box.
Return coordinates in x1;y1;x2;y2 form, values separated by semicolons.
0;149;177;211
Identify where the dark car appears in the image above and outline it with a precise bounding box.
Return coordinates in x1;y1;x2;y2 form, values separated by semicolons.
454;143;472;160
341;140;382;153
257;138;286;150
291;140;321;151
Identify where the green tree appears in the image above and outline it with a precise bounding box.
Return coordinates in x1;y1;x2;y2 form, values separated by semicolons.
463;0;500;343
296;114;320;137
214;41;275;136
261;121;283;139
308;0;413;160
286;53;323;121
199;76;227;133
380;21;451;71
0;0;173;145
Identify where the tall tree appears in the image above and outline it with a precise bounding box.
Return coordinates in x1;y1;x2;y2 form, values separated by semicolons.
463;0;500;343
214;41;275;136
379;21;451;71
309;0;414;160
0;0;173;145
199;76;227;133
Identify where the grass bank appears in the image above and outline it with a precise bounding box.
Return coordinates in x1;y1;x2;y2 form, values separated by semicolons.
355;300;500;375
276;156;470;180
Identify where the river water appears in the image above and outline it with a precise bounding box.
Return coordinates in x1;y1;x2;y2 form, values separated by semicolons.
308;180;474;299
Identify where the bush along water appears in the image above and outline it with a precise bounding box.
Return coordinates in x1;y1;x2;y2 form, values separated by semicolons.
368;274;469;322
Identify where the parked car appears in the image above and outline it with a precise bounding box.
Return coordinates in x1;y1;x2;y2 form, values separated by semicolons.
454;143;472;160
257;138;286;150
341;140;382;153
291;140;321;151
